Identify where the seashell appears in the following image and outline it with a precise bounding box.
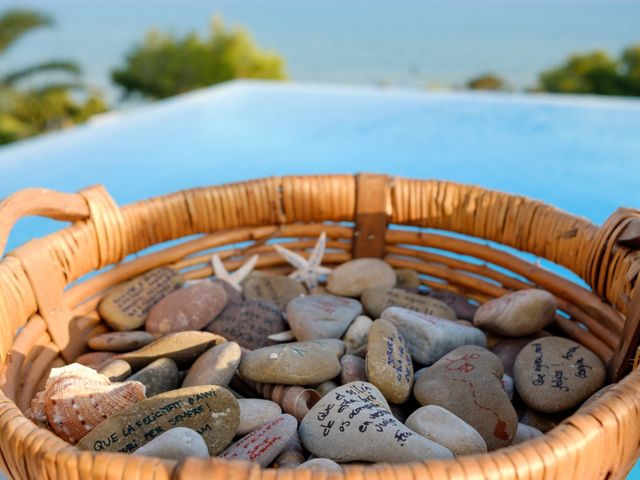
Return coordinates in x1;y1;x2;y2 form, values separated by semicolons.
273;431;305;469
32;363;146;443
240;377;320;423
268;330;295;342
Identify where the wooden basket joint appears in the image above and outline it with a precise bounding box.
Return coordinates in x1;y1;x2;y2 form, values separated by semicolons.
352;173;392;258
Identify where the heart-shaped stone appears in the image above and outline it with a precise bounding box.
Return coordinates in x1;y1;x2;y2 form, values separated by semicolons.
76;385;239;456
413;345;517;450
381;306;486;365
299;381;453;463
287;295;363;341
513;336;605;412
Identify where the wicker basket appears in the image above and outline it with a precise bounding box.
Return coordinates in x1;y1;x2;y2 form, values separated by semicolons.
1;173;640;480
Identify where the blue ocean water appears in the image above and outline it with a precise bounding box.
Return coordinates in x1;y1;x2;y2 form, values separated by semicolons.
2;0;640;101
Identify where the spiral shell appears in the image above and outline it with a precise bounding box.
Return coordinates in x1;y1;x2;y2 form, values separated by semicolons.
28;363;146;443
241;378;320;423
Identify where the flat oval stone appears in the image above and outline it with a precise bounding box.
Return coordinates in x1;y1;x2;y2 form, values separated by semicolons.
299;381;453;463
342;315;372;354
75;351;115;369
117;331;225;371
394;268;421;291
206;299;286;350
127;358;180;397
237;399;282;436
98;359;132;382
239;340;343;385
145;282;228;334
132;427;208;460
316;381;340;397
513;336;605;413
405;405;487;456
287;295;363;341
413;345;517;450
88;331;160;353
381;306;486;365
426;289;478;321
296;458;343;472
326;258;396;297
98;268;183;331
220;414;298;467
340;355;367;384
474;289;557;337
76;385;239;455
362;287;456;320
366;319;413;403
182;342;241;387
243;275;306;310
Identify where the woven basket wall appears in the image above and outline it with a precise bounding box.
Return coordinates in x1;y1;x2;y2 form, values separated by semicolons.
0;173;639;480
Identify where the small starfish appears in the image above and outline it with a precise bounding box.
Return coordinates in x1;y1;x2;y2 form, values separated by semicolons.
273;232;332;289
212;253;258;292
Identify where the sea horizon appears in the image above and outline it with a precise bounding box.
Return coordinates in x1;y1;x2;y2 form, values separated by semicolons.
3;0;639;103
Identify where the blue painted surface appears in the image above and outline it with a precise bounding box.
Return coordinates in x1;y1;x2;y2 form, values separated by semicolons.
0;80;640;477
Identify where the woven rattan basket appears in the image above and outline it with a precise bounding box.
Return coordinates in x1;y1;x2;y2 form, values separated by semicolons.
1;173;639;480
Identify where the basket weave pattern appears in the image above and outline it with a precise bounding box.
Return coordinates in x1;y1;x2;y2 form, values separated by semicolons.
0;174;639;479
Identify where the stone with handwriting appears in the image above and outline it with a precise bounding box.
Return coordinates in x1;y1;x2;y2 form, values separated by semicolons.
287;295;363;341
243;275;306;310
76;385;239;456
513;336;605;412
326;258;397;297
362;287;456;320
381;306;486;365
99;267;183;331
145;281;228;334
220;414;297;466
206;299;286;350
473;289;556;337
413;345;517;450
299;381;453;463
366;319;413;403
239;340;343;385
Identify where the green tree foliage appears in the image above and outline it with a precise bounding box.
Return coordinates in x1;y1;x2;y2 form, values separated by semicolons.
538;45;640;96
467;74;508;91
112;17;286;99
0;8;107;145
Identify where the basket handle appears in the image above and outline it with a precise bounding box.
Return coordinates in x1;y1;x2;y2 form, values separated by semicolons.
0;188;91;257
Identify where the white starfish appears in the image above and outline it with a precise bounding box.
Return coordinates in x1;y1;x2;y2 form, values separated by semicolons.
212;253;258;292
273;232;332;289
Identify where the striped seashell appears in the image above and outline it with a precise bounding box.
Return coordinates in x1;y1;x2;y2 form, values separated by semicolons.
30;363;146;444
